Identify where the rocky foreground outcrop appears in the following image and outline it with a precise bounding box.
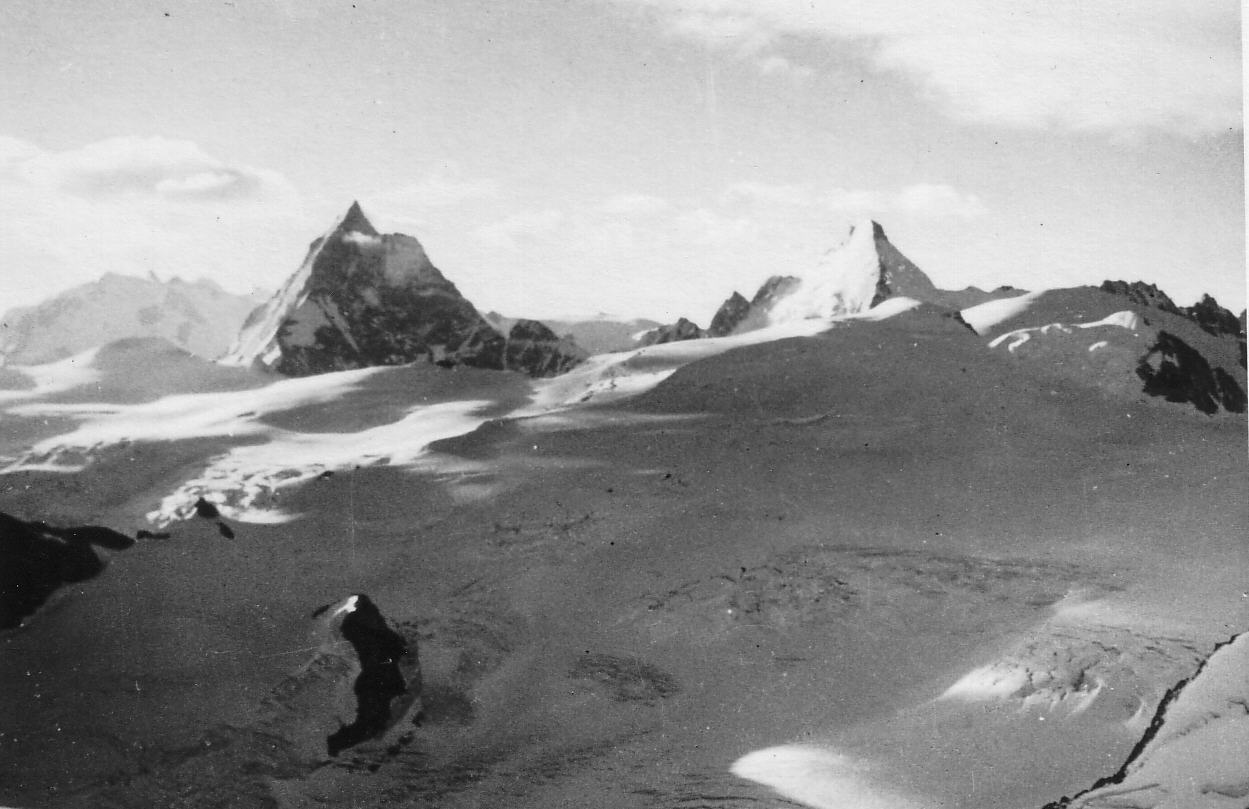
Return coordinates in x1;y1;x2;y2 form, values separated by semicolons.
223;203;586;377
0;511;134;629
1042;631;1249;808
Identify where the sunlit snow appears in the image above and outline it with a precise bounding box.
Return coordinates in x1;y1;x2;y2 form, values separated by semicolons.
959;291;1045;334
731;745;923;809
0;347;101;403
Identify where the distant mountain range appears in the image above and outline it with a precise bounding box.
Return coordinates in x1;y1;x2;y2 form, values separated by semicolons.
2;204;1243;414
0;274;264;366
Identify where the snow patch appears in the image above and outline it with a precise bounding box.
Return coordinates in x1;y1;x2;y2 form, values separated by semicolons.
731;745;923;809
987;310;1143;354
519;315;854;414
0;347;101;403
144;398;494;525
960;291;1045;334
1077;310;1141;331
4;366;385;472
342;230;381;247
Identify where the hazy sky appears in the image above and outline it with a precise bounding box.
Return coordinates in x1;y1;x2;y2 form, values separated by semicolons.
1;0;1243;322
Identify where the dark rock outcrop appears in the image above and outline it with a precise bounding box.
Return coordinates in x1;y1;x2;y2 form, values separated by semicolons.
308;594;422;756
1136;330;1247;415
224;203;585;378
709;275;802;336
708;291;750;337
504;320;588;377
1102;281;1245;340
639;317;707;346
1185;293;1243;338
1;511;134;629
1099;280;1183;316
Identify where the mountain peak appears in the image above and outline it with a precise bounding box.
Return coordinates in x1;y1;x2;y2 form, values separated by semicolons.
337;201;378;236
849;219;888;241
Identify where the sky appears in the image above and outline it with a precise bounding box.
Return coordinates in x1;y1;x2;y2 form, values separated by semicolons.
0;0;1244;323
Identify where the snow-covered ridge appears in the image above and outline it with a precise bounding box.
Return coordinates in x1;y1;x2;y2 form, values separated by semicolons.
760;220;937;329
220;219;339;368
2;296;928;525
521;299;921;414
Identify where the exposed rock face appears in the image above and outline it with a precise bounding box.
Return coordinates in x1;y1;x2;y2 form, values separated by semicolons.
1099;280;1183;315
1136;330;1247;414
0;274;263;365
1101;281;1245;340
223;203;584;378
486;312;662;355
309;594;422;757
708;223;1018;338
708;291;750;337
1184;294;1242;338
0;511;134;629
639;317;707;346
504;320;588;376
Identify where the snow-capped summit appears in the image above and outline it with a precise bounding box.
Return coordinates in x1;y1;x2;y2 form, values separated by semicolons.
766;219;938;325
222;202;585;377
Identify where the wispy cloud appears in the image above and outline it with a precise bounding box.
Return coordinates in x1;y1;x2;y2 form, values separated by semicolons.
607;0;1242;135
722;181;987;220
370;174;503;211
596;192;673;217
453;183;987;320
0;136;306;309
893;184;987;220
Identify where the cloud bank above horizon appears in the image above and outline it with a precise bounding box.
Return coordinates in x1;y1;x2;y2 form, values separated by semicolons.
607;0;1242;136
0;1;1242;321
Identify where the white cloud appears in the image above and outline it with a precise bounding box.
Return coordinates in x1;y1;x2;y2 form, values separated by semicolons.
0;136;308;310
607;0;1242;135
757;54;814;80
894;184;987;219
596;192;673;217
450;183;988;321
370;174;503;210
474;209;566;251
721;181;985;220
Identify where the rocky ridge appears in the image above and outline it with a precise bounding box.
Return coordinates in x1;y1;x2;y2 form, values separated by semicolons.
222;203;585;377
649;221;1018;343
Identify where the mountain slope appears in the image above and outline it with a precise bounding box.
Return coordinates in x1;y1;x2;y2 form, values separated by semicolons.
964;287;1246;415
705;221;1017;338
0;274;263;365
223;203;585;377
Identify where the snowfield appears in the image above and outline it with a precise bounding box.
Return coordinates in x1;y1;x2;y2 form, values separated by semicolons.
732;745;924;809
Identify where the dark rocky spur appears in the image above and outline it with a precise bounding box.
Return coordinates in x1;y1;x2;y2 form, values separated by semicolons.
0;511;134;629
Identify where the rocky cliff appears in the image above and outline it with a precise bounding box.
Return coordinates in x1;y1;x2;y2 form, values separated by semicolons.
222;203;585;377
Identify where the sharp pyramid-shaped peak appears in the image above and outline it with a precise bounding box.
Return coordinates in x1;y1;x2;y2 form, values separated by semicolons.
336;200;378;236
848;218;888;241
764;219;937;325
